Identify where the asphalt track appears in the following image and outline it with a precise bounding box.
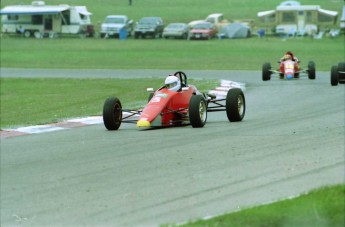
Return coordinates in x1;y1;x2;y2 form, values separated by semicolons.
1;69;344;227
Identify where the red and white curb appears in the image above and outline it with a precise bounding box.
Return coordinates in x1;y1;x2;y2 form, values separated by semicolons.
208;80;246;99
0;116;103;139
1;80;245;139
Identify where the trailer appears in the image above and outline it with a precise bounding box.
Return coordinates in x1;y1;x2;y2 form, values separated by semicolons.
257;1;338;36
0;1;94;38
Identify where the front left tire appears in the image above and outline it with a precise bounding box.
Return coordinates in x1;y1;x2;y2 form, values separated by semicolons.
262;63;271;81
330;65;338;86
226;88;245;122
189;95;207;128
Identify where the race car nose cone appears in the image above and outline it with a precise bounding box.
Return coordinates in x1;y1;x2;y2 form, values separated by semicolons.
137;119;151;127
286;74;293;79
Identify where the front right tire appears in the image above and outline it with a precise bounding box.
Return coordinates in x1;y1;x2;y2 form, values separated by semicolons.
103;97;122;130
308;61;316;80
262;63;271;81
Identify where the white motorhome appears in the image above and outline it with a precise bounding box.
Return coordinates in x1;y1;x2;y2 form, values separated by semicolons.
341;6;345;30
0;1;94;38
258;1;338;36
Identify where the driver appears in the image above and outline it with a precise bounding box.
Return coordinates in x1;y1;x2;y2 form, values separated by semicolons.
165;75;181;92
164;73;210;98
280;51;299;62
279;53;298;75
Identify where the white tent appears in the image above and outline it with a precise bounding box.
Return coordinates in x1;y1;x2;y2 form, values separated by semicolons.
220;22;250;38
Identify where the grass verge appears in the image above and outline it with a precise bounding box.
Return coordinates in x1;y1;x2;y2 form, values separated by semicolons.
167;184;345;227
1;37;343;71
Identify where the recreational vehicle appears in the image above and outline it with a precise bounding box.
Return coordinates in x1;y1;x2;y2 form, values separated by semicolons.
341;6;345;31
258;1;338;36
0;1;94;38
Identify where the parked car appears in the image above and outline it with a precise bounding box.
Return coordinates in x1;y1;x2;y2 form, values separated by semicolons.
100;15;133;38
188;21;218;40
134;17;164;39
162;23;189;39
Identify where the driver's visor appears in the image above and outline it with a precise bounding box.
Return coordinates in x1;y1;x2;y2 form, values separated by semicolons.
166;82;177;88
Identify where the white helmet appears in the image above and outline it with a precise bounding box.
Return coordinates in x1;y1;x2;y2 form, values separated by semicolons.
165;75;181;92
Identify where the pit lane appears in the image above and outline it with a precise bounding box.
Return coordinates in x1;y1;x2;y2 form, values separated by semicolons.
1;69;344;226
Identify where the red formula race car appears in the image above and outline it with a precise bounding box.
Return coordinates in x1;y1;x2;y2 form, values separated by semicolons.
262;59;316;81
330;62;345;86
103;71;245;130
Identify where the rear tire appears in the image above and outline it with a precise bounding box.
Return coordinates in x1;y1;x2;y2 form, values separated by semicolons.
308;61;316;79
262;63;271;81
103;97;122;130
330;65;338;86
189;95;207;128
226;88;245;122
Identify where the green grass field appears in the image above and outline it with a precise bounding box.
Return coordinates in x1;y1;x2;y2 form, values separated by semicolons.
175;184;345;227
1;37;343;70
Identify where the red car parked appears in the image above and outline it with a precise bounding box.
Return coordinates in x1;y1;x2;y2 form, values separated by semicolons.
188;22;217;40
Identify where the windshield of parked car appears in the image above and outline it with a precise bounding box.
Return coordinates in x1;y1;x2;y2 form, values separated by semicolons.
192;23;212;29
104;17;125;24
140;18;159;24
167;23;185;29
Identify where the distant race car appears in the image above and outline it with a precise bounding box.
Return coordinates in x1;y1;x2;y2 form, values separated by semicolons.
262;59;316;81
330;62;345;86
103;71;245;130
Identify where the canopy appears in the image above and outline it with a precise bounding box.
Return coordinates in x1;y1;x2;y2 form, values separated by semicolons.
220;22;250;38
257;10;275;18
0;5;69;15
318;8;338;17
279;1;301;6
75;6;92;16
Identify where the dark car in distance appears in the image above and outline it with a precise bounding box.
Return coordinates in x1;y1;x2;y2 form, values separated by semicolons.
134;17;164;39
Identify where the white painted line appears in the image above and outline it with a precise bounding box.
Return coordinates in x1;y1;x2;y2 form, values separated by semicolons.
67;116;103;125
16;125;65;134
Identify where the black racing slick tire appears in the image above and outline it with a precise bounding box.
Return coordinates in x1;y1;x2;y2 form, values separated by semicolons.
103;97;122;130
189;95;207;128
330;65;339;86
308;61;316;80
226;88;245;122
262;62;271;81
